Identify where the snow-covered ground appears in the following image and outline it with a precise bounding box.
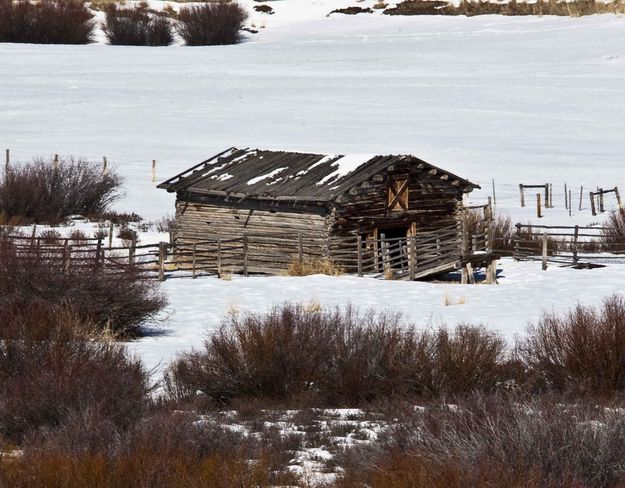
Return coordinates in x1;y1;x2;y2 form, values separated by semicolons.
2;3;625;372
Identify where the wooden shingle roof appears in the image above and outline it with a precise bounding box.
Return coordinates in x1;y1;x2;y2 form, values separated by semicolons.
158;147;479;202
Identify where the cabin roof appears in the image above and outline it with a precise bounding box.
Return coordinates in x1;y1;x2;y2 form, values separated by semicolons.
157;147;479;202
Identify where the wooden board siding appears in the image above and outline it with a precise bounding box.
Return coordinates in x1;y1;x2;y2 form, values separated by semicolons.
174;199;329;274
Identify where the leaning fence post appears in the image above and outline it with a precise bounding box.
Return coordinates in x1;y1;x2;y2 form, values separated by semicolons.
242;234;248;277
357;234;363;277
590;191;596;216
536;193;542;218
541;230;548;271
158;242;166;281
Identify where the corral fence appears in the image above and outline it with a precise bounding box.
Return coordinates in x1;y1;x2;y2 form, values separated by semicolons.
1;220;492;282
513;223;625;269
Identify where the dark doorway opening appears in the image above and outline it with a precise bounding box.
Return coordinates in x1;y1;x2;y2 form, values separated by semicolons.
378;225;410;271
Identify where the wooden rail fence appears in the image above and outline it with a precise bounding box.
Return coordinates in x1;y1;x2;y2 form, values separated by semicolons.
513;223;625;268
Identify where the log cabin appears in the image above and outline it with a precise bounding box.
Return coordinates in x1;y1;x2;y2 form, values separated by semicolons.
158;147;481;279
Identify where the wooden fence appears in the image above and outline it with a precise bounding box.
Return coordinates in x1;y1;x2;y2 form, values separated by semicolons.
2;221;486;281
513;224;625;268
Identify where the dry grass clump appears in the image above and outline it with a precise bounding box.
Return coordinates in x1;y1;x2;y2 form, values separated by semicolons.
338;396;625;488
518;295;625;394
287;257;344;276
385;0;625;16
103;3;174;46
177;2;248;46
0;237;165;338
0;0;94;44
0;158;122;225
165;305;509;406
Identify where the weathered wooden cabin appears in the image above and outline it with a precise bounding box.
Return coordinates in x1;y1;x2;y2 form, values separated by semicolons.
158;147;481;279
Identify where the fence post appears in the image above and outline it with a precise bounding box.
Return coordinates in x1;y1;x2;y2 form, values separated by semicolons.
242;234;248;277
536;193;542;218
129;233;136;268
492;179;496;206
409;236;416;281
579;186;583;211
615;187;623;210
152;160;156;183
96;237;103;270
541;230;548;271
519;184;525;207
514;223;521;259
590;191;596;216
564;183;568;210
53;154;59;169
103;157;108;175
599;188;605;213
108;221;114;249
568;189;572;217
298;233;303;265
63;240;71;273
545;183;550;209
192;243;197;279
158;242;166;281
572;225;579;265
4;149;8;172
217;237;222;277
357;234;363;277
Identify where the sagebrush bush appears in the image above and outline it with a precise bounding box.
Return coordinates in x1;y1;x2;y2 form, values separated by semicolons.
0;157;122;224
338;396;625;488
518;295;625;394
165;305;509;406
176;2;248;46
0;238;165;338
103;4;174;46
0;0;94;44
602;210;625;253
0;309;149;444
385;0;625;16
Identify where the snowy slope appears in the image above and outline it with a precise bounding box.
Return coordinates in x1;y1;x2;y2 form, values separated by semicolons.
3;6;625;373
2;10;625;226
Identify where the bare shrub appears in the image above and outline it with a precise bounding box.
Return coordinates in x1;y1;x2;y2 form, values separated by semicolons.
518;295;625;394
0;308;149;444
287;257;343;276
0;237;165;338
464;209;515;253
0;0;94;44
103;4;174;46
176;2;248;46
98;210;143;226
0;158;122;225
339;396;625;488
602;210;625;253
385;0;625;16
165;305;510;406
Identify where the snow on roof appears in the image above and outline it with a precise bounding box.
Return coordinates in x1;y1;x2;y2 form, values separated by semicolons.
247;167;287;185
316;154;375;186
